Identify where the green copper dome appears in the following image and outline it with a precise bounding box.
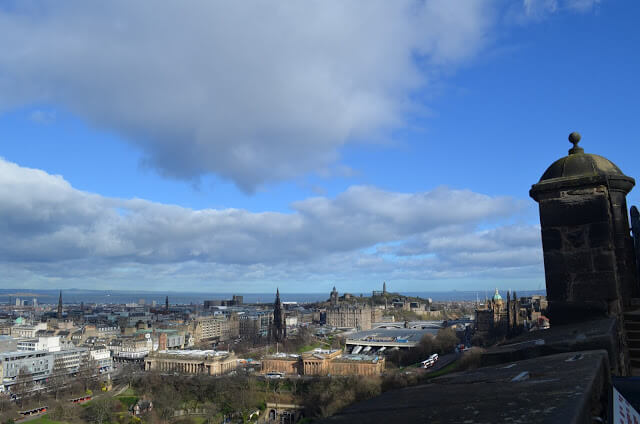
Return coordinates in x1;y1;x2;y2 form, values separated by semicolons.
492;288;502;301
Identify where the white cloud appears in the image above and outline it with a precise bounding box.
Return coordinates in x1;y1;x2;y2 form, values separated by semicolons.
0;157;541;289
522;0;600;18
29;109;56;125
0;1;495;192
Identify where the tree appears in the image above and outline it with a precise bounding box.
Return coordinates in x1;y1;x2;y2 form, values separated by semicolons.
203;402;221;424
48;357;68;401
13;367;33;399
83;398;114;424
434;327;459;354
0;393;18;424
49;400;80;422
154;385;180;423
120;362;140;388
330;335;345;350
223;376;259;421
78;356;99;393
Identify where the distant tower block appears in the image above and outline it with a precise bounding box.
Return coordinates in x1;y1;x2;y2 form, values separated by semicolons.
383;281;387;294
530;132;638;324
165;296;169;310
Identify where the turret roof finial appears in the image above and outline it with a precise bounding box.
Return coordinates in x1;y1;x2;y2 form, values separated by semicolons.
568;132;583;155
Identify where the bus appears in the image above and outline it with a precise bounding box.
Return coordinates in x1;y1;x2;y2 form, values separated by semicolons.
19;406;48;417
421;353;439;369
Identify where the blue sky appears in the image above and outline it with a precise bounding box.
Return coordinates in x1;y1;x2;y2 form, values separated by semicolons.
1;0;638;294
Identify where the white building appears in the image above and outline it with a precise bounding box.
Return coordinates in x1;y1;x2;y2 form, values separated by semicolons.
52;348;89;374
0;350;53;392
17;336;62;353
10;323;47;338
89;347;113;373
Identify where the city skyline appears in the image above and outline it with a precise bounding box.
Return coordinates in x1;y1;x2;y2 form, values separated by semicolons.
1;1;639;293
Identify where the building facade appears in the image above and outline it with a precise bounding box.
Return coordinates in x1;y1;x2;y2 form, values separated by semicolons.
0;350;52;392
475;289;522;335
144;350;237;376
326;305;372;330
239;311;272;339
261;354;301;375
192;315;238;343
262;348;385;377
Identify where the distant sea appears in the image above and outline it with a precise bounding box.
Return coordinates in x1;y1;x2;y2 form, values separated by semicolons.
0;288;546;305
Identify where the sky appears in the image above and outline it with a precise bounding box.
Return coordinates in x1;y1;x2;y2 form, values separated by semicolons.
1;0;639;294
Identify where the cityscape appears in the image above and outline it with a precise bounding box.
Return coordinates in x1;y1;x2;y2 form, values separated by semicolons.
1;282;549;423
1;1;640;424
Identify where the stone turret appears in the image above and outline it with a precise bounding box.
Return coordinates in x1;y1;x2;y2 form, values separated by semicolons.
530;132;638;324
330;286;339;306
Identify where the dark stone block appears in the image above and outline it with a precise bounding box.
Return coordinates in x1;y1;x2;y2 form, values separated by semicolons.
565;251;592;272
589;222;614;247
571;272;618;301
543;251;566;274
541;228;562;251
593;251;616;272
565;227;587;249
545;273;570;301
547;300;608;325
540;196;610;227
482;318;620;373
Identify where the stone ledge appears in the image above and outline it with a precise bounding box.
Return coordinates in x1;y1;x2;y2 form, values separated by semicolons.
319;350;610;424
481;318;621;373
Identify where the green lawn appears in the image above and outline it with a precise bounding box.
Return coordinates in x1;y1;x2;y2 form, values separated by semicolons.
24;416;68;424
115;386;139;408
115;395;139;408
119;387;137;397
424;361;460;379
295;342;328;353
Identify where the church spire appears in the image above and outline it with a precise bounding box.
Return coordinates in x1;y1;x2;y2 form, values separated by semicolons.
57;290;63;319
272;288;285;342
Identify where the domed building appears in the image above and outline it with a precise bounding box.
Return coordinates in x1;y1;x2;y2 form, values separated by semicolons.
492;289;503;305
475;289;521;336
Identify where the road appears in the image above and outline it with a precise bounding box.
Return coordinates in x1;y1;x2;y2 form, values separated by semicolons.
421;352;459;374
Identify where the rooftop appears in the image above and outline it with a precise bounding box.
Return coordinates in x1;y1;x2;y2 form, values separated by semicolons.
265;353;300;360
335;354;382;363
154;349;230;358
346;328;435;343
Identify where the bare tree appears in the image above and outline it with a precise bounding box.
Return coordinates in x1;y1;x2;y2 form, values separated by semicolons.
0;393;18;423
154;385;180;423
48;357;68;401
13;367;33;398
83;398;114;424
78;356;99;393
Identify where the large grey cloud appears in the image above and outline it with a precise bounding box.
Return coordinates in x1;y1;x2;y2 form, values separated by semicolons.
0;1;496;191
0;157;541;289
